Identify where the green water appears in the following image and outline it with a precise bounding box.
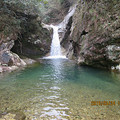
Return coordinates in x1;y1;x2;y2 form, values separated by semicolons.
0;59;120;120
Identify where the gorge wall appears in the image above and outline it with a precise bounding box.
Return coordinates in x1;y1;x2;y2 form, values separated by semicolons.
0;1;52;72
0;0;120;72
0;0;74;72
64;0;120;69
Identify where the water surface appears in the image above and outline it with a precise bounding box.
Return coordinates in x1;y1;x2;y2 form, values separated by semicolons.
0;59;120;120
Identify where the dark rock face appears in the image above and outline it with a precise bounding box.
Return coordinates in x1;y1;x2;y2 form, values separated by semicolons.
61;16;73;48
11;14;51;57
66;0;120;68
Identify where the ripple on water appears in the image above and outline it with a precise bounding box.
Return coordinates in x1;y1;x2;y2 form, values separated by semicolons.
0;59;120;119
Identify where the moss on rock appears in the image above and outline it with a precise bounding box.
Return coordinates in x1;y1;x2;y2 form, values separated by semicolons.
66;0;120;68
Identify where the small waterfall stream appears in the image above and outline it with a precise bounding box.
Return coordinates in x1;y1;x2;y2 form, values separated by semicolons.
58;5;76;31
50;25;61;56
44;24;66;59
44;5;76;59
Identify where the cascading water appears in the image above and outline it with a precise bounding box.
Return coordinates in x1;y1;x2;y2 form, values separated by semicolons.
58;5;76;31
50;25;62;57
43;5;76;59
44;25;66;59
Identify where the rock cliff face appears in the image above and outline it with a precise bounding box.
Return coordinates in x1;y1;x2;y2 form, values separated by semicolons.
0;0;75;72
11;15;51;57
0;1;51;72
1;0;119;72
65;0;120;68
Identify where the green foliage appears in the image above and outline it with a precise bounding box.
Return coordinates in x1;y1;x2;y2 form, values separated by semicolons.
0;0;45;38
3;0;48;15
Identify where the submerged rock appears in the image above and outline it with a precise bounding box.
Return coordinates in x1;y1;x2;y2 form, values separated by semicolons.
0;110;26;120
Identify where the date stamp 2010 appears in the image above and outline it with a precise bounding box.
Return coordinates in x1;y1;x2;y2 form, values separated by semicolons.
91;101;120;106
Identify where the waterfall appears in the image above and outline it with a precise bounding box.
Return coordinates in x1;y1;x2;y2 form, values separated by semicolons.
50;25;62;57
58;5;76;31
44;24;66;59
43;5;76;59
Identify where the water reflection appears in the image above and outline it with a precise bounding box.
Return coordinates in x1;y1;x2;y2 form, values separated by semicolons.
40;59;70;119
0;59;120;119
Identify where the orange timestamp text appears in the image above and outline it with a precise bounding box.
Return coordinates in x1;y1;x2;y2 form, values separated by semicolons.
91;101;120;106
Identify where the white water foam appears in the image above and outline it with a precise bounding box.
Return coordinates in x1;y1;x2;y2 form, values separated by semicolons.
43;25;66;59
44;56;67;59
50;25;62;56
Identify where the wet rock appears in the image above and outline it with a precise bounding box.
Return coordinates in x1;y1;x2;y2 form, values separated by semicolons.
23;58;36;65
107;45;120;63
